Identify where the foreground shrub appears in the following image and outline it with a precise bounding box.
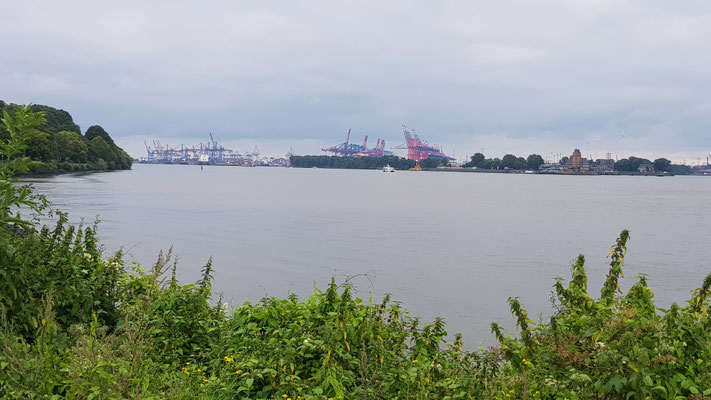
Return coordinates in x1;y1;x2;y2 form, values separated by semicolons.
492;230;711;399
0;215;123;340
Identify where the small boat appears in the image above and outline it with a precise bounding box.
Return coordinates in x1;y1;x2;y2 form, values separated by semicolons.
382;165;395;172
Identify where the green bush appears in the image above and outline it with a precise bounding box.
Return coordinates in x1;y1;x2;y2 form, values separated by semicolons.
491;230;711;399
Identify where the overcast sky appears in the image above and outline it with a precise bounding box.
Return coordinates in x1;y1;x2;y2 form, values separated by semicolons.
2;0;710;163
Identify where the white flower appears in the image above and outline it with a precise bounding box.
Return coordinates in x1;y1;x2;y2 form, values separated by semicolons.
83;253;92;261
81;269;89;275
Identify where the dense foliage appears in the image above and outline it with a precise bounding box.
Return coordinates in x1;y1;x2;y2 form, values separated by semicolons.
416;157;448;168
491;231;711;399
290;155;416;170
463;153;544;171
2;108;710;398
464;151;692;174
0;101;132;173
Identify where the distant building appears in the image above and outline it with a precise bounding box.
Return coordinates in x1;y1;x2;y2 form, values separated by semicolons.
592;158;615;173
538;163;567;173
571;149;582;168
580;158;590;172
637;162;655;174
564;149;590;173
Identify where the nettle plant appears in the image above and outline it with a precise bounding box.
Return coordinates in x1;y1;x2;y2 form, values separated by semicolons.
491;230;711;400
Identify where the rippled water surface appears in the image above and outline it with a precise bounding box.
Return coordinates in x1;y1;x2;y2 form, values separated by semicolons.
27;165;711;345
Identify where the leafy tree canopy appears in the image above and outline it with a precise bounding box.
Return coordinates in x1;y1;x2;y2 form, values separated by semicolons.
290;155;415;170
464;152;485;168
1;100;131;172
30;104;80;134
85;125;115;146
653;157;672;173
526;154;544;170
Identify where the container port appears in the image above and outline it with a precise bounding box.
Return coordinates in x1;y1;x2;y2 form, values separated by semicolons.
139;134;290;167
396;125;455;162
321;129;393;157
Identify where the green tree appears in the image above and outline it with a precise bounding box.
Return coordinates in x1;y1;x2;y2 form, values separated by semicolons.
526;154;544;170
420;157;448;168
615;156;651;172
85;125;115;146
560;156;569;165
464;152;485;168
30;104;81;134
88;136;114;169
653;157;672;173
671;164;692;175
501;154;518;169
0;105;48;235
479;157;502;169
54;131;88;163
25;135;55;162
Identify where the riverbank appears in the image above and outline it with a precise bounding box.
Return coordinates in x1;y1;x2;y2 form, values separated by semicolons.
419;167;684;176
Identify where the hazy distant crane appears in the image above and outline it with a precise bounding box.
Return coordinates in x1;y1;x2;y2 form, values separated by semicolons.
252;145;260;165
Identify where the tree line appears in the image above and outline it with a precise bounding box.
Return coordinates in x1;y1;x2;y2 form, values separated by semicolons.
0;100;132;173
290;155;416;170
464;152;692;174
463;152;545;170
613;156;691;174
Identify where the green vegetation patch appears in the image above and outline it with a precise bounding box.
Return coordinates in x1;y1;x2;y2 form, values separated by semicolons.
0;100;131;173
290;155;416;170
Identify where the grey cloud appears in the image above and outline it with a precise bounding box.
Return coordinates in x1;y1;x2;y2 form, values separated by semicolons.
2;0;710;160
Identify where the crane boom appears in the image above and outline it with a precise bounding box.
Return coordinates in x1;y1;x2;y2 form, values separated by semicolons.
344;129;351;156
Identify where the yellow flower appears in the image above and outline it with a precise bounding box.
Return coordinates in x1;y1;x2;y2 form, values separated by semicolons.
224;355;234;363
235;370;243;374
186;362;190;365
412;359;418;364
283;395;288;398
197;369;202;372
288;398;292;400
202;377;208;383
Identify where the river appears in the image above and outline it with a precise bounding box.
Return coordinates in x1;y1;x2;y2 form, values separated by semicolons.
26;165;711;346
